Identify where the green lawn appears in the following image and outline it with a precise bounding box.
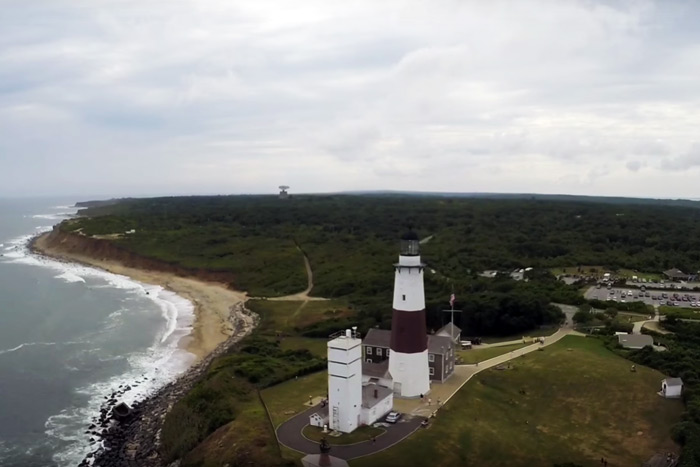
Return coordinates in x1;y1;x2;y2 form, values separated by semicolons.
279;336;328;358
302;425;384;445
355;336;683;467
261;371;327;428
248;299;352;336
616;312;649;323
457;343;529;364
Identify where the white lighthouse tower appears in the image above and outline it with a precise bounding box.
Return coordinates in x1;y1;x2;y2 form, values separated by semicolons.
388;231;431;398
327;329;362;433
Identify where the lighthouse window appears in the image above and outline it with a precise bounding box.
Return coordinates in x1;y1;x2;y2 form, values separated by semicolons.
428;354;435;362
402;294;406;301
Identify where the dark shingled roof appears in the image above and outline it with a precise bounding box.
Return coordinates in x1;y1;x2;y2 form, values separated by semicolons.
665;377;683;387
428;334;453;354
362;359;390;379
663;268;687;279
363;328;453;355
618;334;653;349
363;329;391;348
361;384;393;409
436;322;461;340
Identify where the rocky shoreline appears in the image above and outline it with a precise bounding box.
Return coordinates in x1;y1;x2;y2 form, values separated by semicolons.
80;302;258;467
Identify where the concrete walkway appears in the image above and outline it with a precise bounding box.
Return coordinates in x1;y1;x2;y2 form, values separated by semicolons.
633;310;660;334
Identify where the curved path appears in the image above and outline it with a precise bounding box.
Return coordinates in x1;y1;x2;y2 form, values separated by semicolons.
276;405;424;460
266;246;327;302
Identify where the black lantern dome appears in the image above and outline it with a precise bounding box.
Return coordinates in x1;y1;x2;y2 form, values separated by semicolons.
400;230;420;256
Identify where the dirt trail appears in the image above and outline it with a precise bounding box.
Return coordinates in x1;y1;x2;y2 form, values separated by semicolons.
265;247;328;302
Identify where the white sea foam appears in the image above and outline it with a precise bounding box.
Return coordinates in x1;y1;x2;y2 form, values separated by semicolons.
0;342;56;355
13;255;195;465
55;272;86;283
3;209;197;466
0;341;83;356
31;211;76;221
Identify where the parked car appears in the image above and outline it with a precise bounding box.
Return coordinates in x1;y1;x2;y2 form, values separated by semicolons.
385;412;401;424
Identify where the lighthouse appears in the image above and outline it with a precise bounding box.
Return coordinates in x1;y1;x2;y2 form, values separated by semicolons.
388;231;430;398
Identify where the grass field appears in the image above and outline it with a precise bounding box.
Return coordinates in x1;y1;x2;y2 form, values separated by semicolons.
457;343;529;364
248;299;352;336
616;312;650;323
261;371;327;428
279;336;327;358
355;336;683;467
302;425;384;445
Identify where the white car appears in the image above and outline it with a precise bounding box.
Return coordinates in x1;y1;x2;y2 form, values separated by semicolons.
385;411;401;424
627;291;633;296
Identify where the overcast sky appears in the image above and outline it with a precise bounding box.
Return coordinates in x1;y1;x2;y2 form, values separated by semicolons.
2;0;700;198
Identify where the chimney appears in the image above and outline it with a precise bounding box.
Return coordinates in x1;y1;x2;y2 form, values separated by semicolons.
345;329;351;338
374;389;378;399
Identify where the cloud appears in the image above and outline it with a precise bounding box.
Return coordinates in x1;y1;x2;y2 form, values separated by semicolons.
2;1;700;198
626;160;643;172
661;144;700;171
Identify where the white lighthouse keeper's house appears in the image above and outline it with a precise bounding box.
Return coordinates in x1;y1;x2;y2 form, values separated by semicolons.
388;231;431;398
327;329;363;433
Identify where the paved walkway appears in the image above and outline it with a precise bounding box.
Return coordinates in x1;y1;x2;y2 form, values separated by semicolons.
633;310;659;334
276;405;424;460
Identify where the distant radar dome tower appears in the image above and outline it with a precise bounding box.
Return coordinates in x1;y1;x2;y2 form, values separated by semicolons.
279;185;290;199
388;230;430;398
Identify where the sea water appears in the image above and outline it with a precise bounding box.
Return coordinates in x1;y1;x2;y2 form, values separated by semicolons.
0;198;195;467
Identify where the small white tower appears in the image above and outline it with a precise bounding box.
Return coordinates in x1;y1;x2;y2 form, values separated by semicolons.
388;231;431;398
327;328;362;433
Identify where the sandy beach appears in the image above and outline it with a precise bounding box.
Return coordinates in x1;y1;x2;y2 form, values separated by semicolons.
32;232;248;361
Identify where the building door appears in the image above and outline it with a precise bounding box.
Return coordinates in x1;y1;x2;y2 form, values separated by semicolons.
393;382;402;395
332;406;339;430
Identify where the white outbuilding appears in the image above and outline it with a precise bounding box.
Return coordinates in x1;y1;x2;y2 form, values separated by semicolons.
661;378;683;398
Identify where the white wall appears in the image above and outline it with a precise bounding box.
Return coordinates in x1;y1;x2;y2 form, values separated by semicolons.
393;255;425;311
328;336;363;433
361;394;393;425
663;382;682;398
389;349;431;398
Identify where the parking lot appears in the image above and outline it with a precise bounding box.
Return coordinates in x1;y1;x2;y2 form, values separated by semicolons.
585;286;700;308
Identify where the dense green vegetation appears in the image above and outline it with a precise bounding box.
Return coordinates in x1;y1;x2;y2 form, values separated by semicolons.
618;320;700;466
160;336;324;464
69;195;645;336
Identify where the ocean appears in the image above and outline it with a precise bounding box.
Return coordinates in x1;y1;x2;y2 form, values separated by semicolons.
0;198;195;467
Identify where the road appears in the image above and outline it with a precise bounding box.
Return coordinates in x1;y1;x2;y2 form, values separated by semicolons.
276;404;424;460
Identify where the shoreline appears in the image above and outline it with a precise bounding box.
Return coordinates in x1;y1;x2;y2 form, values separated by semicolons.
29;231;259;466
31;232;248;361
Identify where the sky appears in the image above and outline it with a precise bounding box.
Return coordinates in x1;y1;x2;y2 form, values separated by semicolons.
2;0;700;199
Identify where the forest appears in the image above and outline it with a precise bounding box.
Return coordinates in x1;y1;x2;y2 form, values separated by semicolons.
64;194;700;337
